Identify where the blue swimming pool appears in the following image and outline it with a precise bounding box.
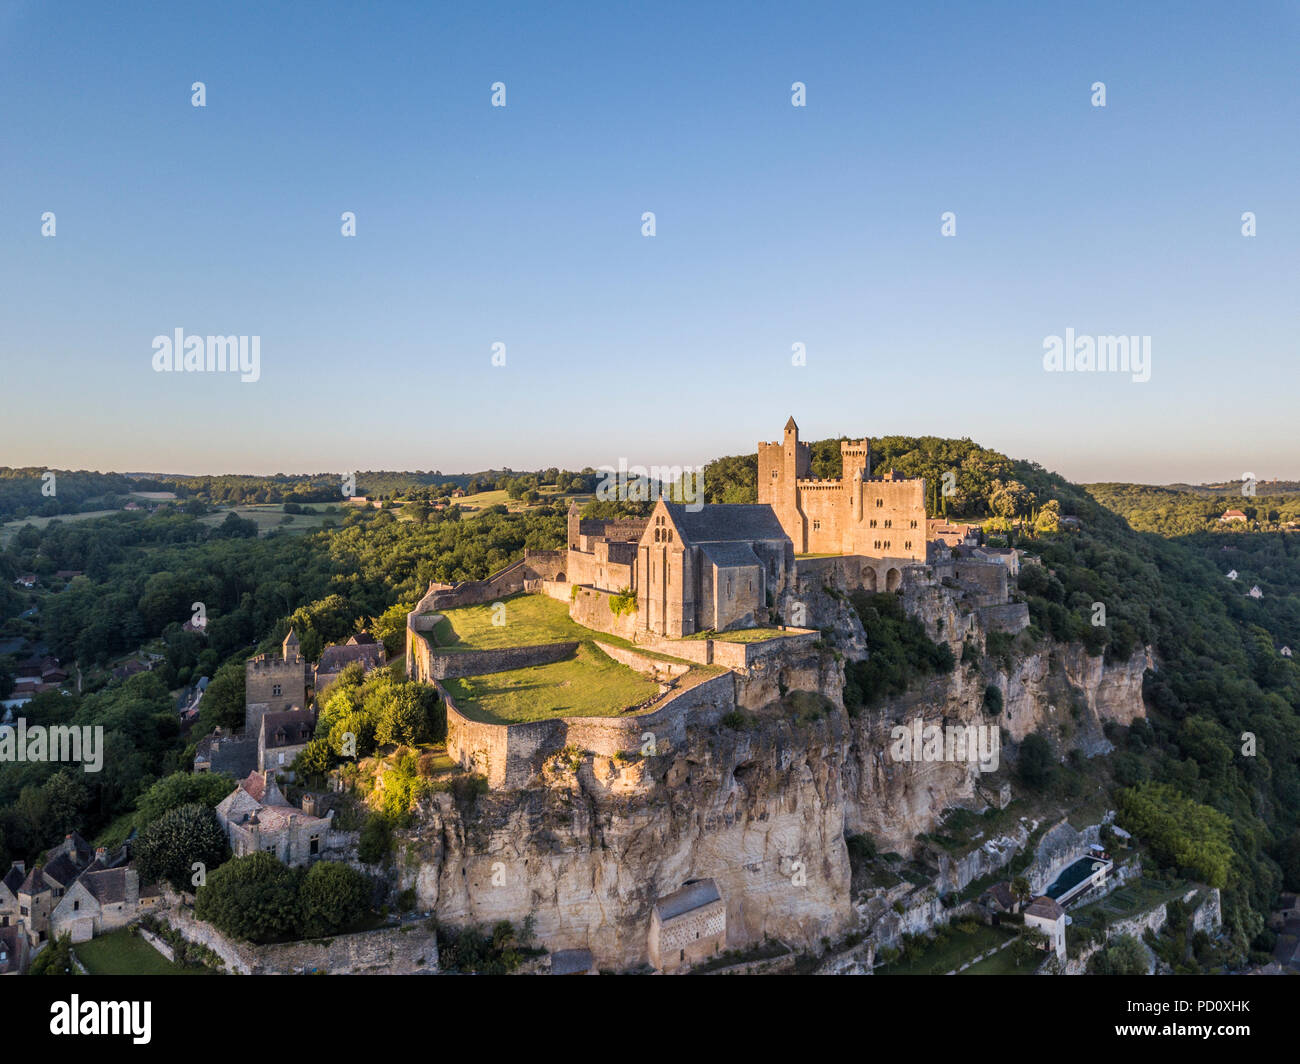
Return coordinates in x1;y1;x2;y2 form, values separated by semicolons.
1045;858;1106;902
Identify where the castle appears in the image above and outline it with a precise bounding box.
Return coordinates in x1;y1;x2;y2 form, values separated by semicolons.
758;417;926;578
559;417;929;636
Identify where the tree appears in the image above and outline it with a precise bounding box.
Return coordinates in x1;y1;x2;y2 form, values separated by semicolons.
134;771;235;826
134;803;230;892
375;683;440;747
1018;733;1055;789
194;851;301;943
300;861;371;937
1010;927;1046;967
199;661;246;733
1010;876;1032;912
1117;783;1235;888
29;933;77;975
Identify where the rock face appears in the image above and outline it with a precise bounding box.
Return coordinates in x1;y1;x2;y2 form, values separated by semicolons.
400;709;853;971
841;641;1149;855
392;581;1150;970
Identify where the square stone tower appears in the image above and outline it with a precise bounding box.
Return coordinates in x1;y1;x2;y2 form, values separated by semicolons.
245;629;308;734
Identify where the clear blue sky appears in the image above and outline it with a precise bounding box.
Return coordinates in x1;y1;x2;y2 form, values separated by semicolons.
1;1;1296;483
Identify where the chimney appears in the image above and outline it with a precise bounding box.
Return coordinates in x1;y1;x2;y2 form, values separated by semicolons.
95;847;107;861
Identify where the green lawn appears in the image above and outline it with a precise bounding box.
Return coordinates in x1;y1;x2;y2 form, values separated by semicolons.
74;928;213;975
682;626;799;644
959;942;1036;975
431;593;597;650
442;643;661;724
876;924;1016;975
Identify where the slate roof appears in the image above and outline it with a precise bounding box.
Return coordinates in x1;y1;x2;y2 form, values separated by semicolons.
317;643;385;673
653;878;722;921
1024;896;1066;920
699;541;763;571
986;881;1016;910
2;864;25;895
81;868;130;904
19;866;50;895
663;503;789;545
41;853;81;888
261;710;315;749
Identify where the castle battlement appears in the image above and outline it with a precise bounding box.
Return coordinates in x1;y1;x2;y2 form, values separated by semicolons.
759;416;927;564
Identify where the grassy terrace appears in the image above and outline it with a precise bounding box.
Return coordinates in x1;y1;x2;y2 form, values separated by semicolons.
74;928;214;975
681;626;798;644
1068;871;1189;932
430;593;709;725
442;643;662;724
428;593;593;650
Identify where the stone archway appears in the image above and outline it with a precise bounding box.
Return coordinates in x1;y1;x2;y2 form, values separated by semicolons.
862;567;878;592
886;567;902;592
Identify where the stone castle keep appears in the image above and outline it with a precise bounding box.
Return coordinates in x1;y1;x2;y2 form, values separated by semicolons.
759;417;926;575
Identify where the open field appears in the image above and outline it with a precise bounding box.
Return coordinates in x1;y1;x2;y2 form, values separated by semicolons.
197;503;339;535
454;485;575;518
441;642;661;724
74;928;213;975
1;510;120;546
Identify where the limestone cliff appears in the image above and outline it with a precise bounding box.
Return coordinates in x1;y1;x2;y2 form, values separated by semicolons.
391;582;1149;969
842;642;1150;854
398;706;853;971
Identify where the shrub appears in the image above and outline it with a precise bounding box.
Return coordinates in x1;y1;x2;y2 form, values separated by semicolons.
982;684;1003;716
194;852;302;943
300;862;371;937
134;803;230;892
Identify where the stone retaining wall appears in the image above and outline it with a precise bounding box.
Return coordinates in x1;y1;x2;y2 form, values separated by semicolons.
439;667;737;789
160;907;439;974
411;638;578;682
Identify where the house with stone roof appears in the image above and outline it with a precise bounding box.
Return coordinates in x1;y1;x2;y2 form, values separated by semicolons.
215;770;337;866
0;862;24;929
314;634;387;691
648;878;726;972
1023;896;1067;961
258;709;316;774
50;867;141;943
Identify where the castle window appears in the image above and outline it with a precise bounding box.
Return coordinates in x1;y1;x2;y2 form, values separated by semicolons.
884;520;891;528
911;519;918;528
869;519;877;528
272;684;282;697
905;541;912;550
876;498;883;507
310;834;320;855
812;519;821;531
